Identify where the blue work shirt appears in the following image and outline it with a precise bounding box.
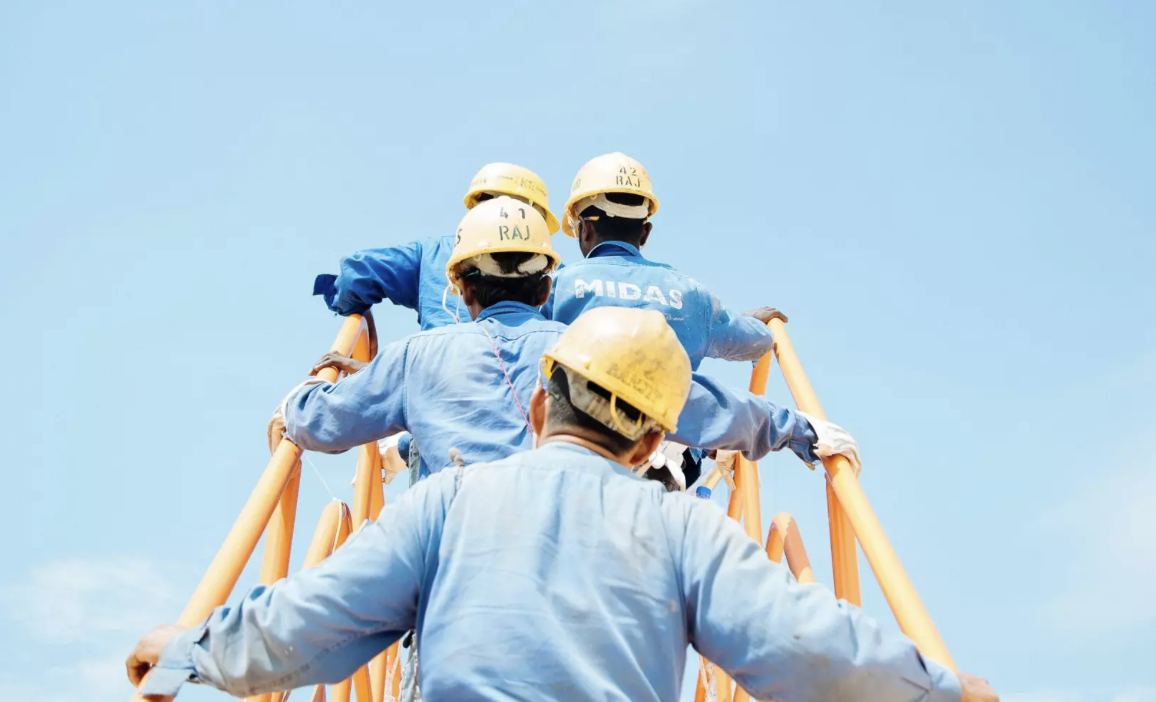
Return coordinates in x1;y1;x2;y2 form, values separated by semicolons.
314;236;463;331
142;442;961;702
283;303;818;477
548;241;773;370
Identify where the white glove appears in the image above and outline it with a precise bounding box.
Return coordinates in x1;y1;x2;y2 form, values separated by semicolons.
798;412;861;475
713;450;738;490
641;441;688;491
378;432;409;485
267;378;327;456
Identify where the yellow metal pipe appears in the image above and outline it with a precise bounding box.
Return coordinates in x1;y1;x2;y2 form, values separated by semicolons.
766;319;861;605
302;502;348;569
129;316;365;702
246;466;303;702
767;320;955;670
299;502;350;702
766;513;816;585
826;462;957;670
736;345;774;543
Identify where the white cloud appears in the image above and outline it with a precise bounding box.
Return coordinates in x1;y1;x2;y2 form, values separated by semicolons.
1;556;183;645
1038;464;1156;636
0;655;137;702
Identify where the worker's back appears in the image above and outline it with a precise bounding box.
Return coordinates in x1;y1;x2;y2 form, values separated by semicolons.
549;241;771;370
419;442;691;701
285;300;563;476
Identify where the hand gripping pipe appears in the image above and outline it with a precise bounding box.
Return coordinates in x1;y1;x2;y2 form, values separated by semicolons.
129;315;368;702
767;319;956;671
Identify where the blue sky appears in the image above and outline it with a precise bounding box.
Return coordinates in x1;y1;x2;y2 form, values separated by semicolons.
1;1;1154;701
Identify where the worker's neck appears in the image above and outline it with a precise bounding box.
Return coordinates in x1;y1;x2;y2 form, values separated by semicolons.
537;431;632;467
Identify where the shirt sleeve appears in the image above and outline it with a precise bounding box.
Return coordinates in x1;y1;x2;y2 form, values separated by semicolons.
140;474;454;698
701;289;775;363
283;336;412;453
674;497;962;702
315;241;425;316
669;373;819;463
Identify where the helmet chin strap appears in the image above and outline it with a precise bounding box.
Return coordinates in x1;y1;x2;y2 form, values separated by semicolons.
441;283;462;324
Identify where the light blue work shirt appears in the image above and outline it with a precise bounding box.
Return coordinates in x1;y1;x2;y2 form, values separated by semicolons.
284;303;819;477
142;442;961;702
547;241;773;370
313;235;462;331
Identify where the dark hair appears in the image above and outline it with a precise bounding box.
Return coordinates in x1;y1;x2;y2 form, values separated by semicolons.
544;366;644;455
578;192;648;246
460;252;550;309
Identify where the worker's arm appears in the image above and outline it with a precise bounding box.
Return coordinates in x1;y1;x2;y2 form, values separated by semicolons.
313;241;424;316
283;336;412;453
669;373;820;463
134;473;452;699
700;289;776;363
676;498;963;702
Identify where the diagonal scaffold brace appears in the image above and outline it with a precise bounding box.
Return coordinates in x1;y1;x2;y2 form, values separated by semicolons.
768;319;957;671
129;315;369;702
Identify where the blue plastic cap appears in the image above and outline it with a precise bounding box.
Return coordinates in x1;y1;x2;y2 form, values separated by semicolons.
695;486;712;499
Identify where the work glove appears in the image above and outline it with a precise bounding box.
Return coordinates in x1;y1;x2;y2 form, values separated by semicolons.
798;412;861;475
267;379;327;456
641;441;689;491
713;450;739;490
378;432;409;485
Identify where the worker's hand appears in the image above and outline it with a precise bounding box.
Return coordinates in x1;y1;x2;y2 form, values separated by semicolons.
714;450;738;490
310;352;368;377
379;432;408;485
798;412;861;475
743;307;788;325
959;673;999;702
125;624;186;687
268;403;286;456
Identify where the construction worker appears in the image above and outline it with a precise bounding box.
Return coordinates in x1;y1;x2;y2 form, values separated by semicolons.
127;307;996;702
312;162;561;481
313;162;560;329
549;152;781;370
273;198;859;482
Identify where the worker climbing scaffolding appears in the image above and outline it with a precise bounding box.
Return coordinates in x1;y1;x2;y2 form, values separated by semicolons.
126;307;996;702
278;196;857;482
312;162;563;482
120;151;999;702
549;152;795;489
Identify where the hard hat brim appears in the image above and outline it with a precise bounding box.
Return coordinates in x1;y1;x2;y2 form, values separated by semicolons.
561;189;660;238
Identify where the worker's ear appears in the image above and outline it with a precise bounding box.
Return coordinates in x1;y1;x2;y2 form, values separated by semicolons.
626;431;664;469
638;222;652;249
529;384;548;439
536;276;552;307
460;282;476;308
577;218;596;257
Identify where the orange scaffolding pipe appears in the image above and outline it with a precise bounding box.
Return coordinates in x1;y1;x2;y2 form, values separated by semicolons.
129;315;367;702
767;319;955;670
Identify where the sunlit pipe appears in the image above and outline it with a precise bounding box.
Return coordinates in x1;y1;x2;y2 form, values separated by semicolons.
735;345;775;543
129;315;366;702
298;503;352;702
765;318;861;605
245;467;304;702
766;319;956;671
765;513;816;584
696;482;746;702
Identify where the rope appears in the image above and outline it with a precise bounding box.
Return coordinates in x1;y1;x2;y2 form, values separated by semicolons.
479;324;533;435
303;455;338;502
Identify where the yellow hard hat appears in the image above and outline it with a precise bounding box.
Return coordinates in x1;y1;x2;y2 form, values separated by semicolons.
463;162;560;235
542;307;691;437
445;196;561;291
561;152;660;237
